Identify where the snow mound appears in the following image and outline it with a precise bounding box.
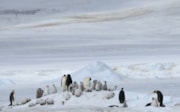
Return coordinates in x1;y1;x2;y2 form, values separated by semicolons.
71;61;124;85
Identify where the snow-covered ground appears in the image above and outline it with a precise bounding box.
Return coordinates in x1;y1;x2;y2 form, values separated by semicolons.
0;0;180;111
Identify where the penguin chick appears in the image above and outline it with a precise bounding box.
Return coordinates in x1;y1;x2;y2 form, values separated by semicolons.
64;92;71;101
75;89;82;97
102;81;108;90
104;91;115;99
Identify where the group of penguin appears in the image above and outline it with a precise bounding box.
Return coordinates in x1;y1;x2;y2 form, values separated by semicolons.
8;74;165;108
60;74;165;108
60;74;118;98
145;90;165;107
36;84;58;98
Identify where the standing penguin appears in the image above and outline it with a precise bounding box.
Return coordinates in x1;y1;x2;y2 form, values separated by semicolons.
36;88;44;98
119;88;125;104
83;77;91;91
92;80;97;90
80;82;84;91
95;81;102;91
102;81;107;90
66;74;72;91
73;81;79;89
61;75;67;92
44;85;50;96
64;92;71;101
51;84;57;94
9;90;15;106
153;90;165;107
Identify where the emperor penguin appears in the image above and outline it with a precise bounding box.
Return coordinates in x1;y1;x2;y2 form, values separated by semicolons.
104;91;115;99
61;75;67;92
102;81;107;90
73;81;79;89
44;85;50;96
36;88;44;98
46;98;54;105
153;90;165;107
83;77;91;91
80;82;84;91
92;80;97;90
68;83;75;95
146;97;158;107
9;90;16;106
64;92;71;101
95;81;102;91
66;74;72;91
51;84;57;94
17;98;31;105
75;89;82;97
151;97;159;107
119;88;125;104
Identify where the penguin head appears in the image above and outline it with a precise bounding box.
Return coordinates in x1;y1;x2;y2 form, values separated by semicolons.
153;90;157;93
93;80;97;83
67;74;72;79
12;89;15;93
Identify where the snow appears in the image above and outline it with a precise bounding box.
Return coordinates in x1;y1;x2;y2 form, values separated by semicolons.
0;0;180;111
0;62;180;112
71;61;124;85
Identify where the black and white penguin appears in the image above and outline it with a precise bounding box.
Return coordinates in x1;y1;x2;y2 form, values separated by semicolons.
119;88;125;104
61;75;67;92
153;90;165;107
9;90;15;106
66;74;72;91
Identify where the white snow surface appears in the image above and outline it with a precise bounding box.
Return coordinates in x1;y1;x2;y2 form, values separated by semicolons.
0;0;180;111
